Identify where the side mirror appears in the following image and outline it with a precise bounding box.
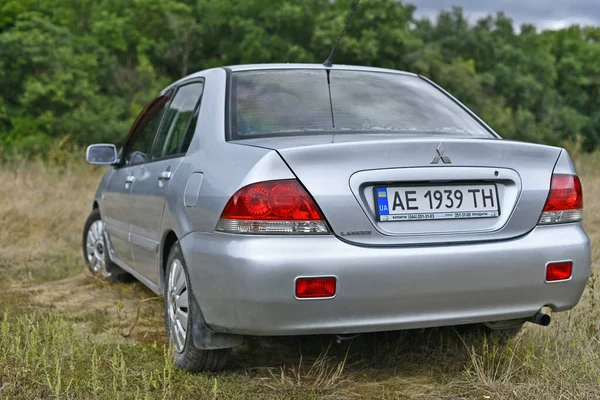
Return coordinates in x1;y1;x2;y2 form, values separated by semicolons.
86;144;118;165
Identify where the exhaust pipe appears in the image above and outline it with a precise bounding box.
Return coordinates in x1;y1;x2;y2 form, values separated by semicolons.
529;311;551;326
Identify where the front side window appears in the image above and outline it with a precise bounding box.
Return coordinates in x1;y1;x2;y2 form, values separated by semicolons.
152;82;204;159
230;69;491;138
124;95;170;166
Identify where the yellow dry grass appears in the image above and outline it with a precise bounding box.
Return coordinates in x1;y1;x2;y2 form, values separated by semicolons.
0;160;101;281
0;154;598;399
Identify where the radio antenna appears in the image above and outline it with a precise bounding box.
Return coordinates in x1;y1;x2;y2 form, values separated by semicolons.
323;0;360;68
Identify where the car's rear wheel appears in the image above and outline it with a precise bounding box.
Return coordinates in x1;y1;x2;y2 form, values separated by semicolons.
82;209;131;282
164;242;230;372
478;320;524;342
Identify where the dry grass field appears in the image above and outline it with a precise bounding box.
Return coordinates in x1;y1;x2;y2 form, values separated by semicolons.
0;153;598;399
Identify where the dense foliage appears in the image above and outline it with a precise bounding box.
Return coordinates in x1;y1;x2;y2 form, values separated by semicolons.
1;0;599;154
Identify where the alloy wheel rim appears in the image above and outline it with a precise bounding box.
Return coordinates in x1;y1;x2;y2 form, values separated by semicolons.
86;220;109;277
167;259;189;353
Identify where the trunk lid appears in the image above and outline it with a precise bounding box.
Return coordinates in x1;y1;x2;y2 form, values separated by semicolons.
235;135;561;246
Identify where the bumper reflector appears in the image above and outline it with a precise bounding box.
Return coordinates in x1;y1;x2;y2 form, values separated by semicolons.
295;277;336;299
546;261;573;282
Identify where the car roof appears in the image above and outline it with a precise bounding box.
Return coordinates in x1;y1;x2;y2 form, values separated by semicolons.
225;63;417;76
175;63;416;84
163;63;418;96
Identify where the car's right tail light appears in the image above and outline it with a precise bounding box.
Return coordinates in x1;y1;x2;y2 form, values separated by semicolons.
215;180;329;234
538;174;583;225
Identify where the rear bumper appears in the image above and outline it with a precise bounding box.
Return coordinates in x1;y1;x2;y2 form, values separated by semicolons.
180;224;590;336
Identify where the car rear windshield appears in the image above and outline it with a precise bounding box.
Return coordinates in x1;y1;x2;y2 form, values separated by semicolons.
229;69;492;139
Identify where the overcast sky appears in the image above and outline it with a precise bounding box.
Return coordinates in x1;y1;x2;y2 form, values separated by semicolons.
410;0;600;30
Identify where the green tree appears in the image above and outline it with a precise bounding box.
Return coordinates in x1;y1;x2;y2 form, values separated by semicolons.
0;0;599;154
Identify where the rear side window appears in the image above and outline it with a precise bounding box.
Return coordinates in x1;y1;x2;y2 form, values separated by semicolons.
179;106;199;153
230;70;491;138
152;82;204;158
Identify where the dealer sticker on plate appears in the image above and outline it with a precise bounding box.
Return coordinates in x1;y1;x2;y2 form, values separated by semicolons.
375;184;500;222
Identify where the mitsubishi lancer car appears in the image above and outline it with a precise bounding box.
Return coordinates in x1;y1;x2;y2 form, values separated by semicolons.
83;64;591;372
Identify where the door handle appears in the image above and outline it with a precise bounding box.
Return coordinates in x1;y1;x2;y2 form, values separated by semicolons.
125;175;135;184
158;171;172;181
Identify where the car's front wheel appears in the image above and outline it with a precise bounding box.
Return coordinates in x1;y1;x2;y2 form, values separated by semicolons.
164;242;231;372
82;209;131;282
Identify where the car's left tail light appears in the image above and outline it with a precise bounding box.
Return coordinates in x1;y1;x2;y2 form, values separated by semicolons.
216;180;329;234
295;277;337;299
538;174;583;225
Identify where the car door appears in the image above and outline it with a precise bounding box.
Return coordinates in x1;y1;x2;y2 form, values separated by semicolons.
129;81;204;283
103;94;171;269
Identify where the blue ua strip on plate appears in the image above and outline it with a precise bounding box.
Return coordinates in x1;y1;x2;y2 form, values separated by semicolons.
377;188;389;215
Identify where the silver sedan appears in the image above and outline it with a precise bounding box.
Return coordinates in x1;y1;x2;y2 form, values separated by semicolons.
83;64;591;372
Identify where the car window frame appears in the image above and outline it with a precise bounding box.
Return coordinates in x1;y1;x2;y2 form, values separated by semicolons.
148;78;205;164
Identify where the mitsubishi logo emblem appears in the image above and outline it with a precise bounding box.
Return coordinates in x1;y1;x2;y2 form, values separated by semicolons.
431;143;451;164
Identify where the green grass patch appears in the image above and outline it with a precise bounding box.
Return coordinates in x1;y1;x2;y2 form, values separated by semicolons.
0;311;325;399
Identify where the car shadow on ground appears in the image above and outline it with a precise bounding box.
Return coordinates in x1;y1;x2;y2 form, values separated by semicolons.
107;278;515;377
230;324;505;378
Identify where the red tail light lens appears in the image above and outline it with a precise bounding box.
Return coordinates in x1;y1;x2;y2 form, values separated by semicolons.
295;277;337;299
546;261;573;282
216;180;329;234
539;174;583;224
543;175;583;211
221;180;322;220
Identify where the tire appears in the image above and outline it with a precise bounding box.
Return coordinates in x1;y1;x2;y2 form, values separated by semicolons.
82;208;131;282
164;242;231;372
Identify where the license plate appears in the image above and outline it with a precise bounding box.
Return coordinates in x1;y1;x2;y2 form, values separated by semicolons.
375;184;500;222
